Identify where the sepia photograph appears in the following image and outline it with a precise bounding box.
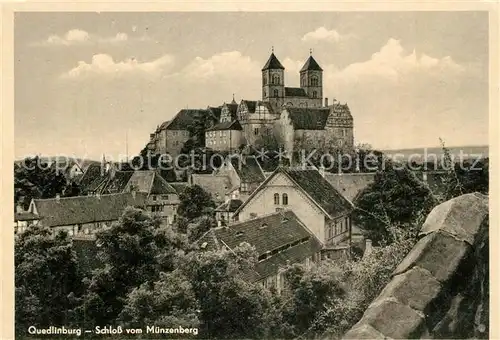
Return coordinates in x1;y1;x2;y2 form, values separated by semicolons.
3;6;496;339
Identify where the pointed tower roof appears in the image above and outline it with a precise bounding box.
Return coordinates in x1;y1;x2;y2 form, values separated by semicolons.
262;53;285;71
300;55;323;72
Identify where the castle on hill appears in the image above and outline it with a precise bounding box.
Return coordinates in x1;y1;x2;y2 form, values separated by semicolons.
147;51;354;156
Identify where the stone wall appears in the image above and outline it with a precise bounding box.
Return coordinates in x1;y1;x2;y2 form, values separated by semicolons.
343;192;489;339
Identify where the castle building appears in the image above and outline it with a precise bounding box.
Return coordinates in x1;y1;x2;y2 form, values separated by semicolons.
147;50;354;156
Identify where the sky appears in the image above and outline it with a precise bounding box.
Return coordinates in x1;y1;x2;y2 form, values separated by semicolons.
14;11;489;161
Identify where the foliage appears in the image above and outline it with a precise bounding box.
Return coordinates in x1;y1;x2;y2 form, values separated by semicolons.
180;243;272;339
77;208;186;327
119;270;200;335
130;150;177;181
352;160;437;244
62;180;81;197
187;215;217;243
14;157;68;210
177;184;216;221
279;262;346;338
321;238;414;338
15;226;83;335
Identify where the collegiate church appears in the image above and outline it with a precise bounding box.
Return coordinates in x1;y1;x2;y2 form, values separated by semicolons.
147;51;354;156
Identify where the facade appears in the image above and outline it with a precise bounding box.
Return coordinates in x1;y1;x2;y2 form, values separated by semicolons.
278;101;354;154
148;109;218;156
205;121;244;152
14;211;40;234
216;155;266;200
196;210;322;294
26;192;148;236
214;198;243;225
232;167;354;255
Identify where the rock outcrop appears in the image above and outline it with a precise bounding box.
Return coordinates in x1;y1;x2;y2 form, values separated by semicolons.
343;192;489;339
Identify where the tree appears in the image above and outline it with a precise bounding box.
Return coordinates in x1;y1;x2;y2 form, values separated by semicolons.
62;180;81;197
279;262;346;338
177;185;216;221
14;157;68;210
352;160;437;244
187;215;217;243
119;270;200;336
77;208;186;327
15;225;83;336
181;243;272;339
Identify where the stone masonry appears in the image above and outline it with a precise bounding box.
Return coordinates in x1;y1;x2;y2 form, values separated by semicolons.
343;192;489;339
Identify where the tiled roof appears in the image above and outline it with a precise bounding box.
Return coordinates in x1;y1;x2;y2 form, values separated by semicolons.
241;100;257;113
286;107;330;130
33;192;148;228
285;87;308;97
262;53;285;71
233;167;353;220
207;106;222;120
169;182;189;195
15;212;40;222
196;211;322;281
230;156;265;183
226;103;239;118
128;171;177;195
324;173;376;202
284;169;353;218
78;163;104;191
103;171;135;194
165;109;209;130
159;120;171;129
206;120;243;131
215;199;243;212
300;55;323;72
191;174;232;202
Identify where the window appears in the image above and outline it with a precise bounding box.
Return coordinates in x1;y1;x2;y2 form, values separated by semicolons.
272;74;280;85
263;75;267;85
241;183;249;192
312;91;317;98
274;193;280;205
152;195;157;201
342;129;346;137
173;131;177;136
254;128;259;135
263;89;267;97
310;76;319;86
220;131;223;137
274;89;279;97
162;195;169;200
282;193;288;205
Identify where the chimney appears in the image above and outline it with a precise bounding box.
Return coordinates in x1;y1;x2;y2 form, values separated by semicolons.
217;220;222;227
324;97;329;107
422;172;428;182
56;194;61;202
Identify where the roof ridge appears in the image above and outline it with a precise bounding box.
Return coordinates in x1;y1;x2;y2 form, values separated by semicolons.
34;191;137;202
229;209;295;228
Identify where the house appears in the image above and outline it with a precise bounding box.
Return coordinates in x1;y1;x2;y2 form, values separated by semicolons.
216;155;266;200
232;166;354;257
148;109;217;156
237;100;279;146
26;192;148;236
14;211;40;234
195;210;322;294
278;101;354;154
205;120;244;152
190;173;232;204
124;170;180;225
324;172;376;202
214;198;243;225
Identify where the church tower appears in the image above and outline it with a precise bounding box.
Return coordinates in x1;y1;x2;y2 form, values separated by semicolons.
262;50;285;112
300;53;323;107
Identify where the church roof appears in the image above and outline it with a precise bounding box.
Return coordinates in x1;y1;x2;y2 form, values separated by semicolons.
286;107;330;130
262;53;285;71
285;87;308;97
241;100;257;113
300;55;323;72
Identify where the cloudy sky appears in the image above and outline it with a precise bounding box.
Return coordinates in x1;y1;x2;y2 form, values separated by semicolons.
14;11;489;161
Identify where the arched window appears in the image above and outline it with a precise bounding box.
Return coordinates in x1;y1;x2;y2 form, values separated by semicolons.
274;89;279;97
272;74;280;85
312;91;317;98
282;193;288;205
263;75;267;85
263;89;267;97
274;193;280;205
310;76;319;86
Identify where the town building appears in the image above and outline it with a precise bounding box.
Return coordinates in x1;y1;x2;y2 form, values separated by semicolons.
214;198;243;225
205;120;244;152
232;167;354;258
195;210;322;294
25;192;148;236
